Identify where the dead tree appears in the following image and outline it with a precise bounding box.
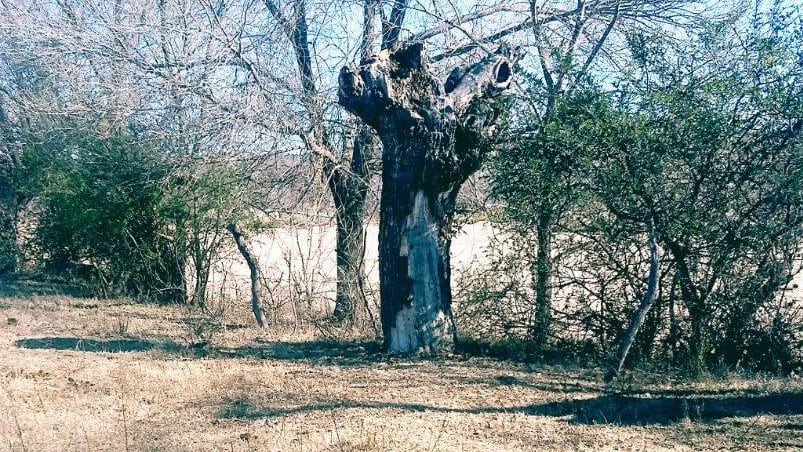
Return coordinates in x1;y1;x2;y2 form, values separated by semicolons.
227;223;267;328
339;43;514;353
605;217;660;381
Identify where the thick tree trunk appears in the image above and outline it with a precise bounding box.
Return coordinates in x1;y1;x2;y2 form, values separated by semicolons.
605;220;660;381
339;43;514;353
686;307;707;376
667;276;680;366
227;223;267;328
377;134;460;352
530;214;553;348
326;126;372;323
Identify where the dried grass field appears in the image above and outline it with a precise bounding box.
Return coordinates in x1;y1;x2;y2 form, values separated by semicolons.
0;283;802;452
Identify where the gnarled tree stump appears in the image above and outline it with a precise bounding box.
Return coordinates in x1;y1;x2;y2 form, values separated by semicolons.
339;43;514;353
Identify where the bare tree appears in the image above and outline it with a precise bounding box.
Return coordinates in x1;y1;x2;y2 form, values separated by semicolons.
205;0;526;345
219;0;380;324
605;216;660;381
227;223;267;327
336;0;696;353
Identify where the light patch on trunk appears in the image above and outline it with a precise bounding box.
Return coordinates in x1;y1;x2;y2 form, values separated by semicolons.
403;189;452;351
380;189;457;353
406;191;439;307
389;305;417;352
425;310;451;350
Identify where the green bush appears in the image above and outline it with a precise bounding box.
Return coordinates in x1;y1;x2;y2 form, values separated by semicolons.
27;125;186;302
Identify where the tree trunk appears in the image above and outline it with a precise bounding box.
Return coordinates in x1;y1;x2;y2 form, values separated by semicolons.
377;137;460;353
662;236;709;376
530;213;553;348
263;2;376;325
331;190;366;322
339;43;514;353
667;275;680;366
0;103;17;276
605;219;660;381
686;305;707;376
191;241;209;310
326;126;372;323
227;223;267;328
0;150;15;275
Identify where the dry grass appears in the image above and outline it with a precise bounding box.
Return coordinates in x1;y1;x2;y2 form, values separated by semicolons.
0;287;801;451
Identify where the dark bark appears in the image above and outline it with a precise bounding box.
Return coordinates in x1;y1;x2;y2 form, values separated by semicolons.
686;304;707;376
0;104;17;275
326;126;372;322
667;274;680;366
666;238;708;376
339;43;514;353
605;219;660;381
227;223;267;328
191;239;210;309
381;0;409;50
0;151;14;275
530;213;553;348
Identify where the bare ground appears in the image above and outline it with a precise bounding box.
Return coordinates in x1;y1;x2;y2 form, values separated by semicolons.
0;285;801;451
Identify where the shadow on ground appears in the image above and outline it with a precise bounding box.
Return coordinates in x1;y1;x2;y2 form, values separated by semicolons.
15;337;183;353
0;276;100;299
13;336;383;363
217;391;803;426
12;333;803;431
212;340;385;365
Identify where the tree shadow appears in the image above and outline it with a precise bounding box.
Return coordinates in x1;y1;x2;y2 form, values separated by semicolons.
528;392;803;425
210;340;385;366
13;335;385;363
216;391;803;426
15;337;183;353
492;375;599;394
0;276;97;299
